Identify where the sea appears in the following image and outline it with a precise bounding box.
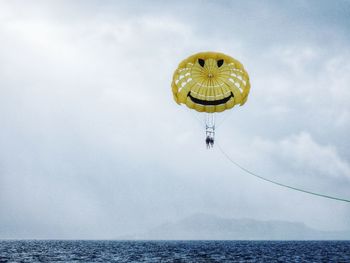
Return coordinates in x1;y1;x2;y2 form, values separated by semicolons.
0;240;349;262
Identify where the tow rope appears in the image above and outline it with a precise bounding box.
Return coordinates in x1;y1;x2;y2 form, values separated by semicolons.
216;141;350;203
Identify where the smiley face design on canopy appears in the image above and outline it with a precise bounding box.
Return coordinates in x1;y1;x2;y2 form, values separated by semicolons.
172;51;250;113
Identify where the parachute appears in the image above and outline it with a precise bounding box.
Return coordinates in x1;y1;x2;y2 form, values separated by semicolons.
171;53;350;203
172;51;251;147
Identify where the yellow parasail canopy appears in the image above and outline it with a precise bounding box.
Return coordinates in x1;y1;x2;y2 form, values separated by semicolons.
172;51;251;113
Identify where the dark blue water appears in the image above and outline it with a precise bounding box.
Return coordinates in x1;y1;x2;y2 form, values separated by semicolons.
0;240;349;262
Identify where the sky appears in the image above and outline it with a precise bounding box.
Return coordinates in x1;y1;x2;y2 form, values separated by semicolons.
0;0;350;239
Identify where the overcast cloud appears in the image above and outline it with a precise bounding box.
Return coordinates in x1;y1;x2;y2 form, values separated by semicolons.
1;0;350;239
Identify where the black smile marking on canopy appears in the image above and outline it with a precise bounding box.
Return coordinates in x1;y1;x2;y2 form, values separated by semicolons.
187;92;234;106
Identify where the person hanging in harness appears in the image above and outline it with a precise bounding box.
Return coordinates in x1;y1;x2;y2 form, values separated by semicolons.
209;136;214;148
205;123;215;149
205;136;211;149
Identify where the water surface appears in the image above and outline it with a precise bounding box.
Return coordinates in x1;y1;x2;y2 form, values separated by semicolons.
0;240;349;262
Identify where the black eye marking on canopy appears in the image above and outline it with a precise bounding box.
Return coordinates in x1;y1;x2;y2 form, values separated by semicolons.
187;92;234;106
217;59;224;67
198;58;205;67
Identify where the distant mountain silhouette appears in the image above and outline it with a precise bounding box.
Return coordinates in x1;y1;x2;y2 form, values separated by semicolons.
127;214;350;240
